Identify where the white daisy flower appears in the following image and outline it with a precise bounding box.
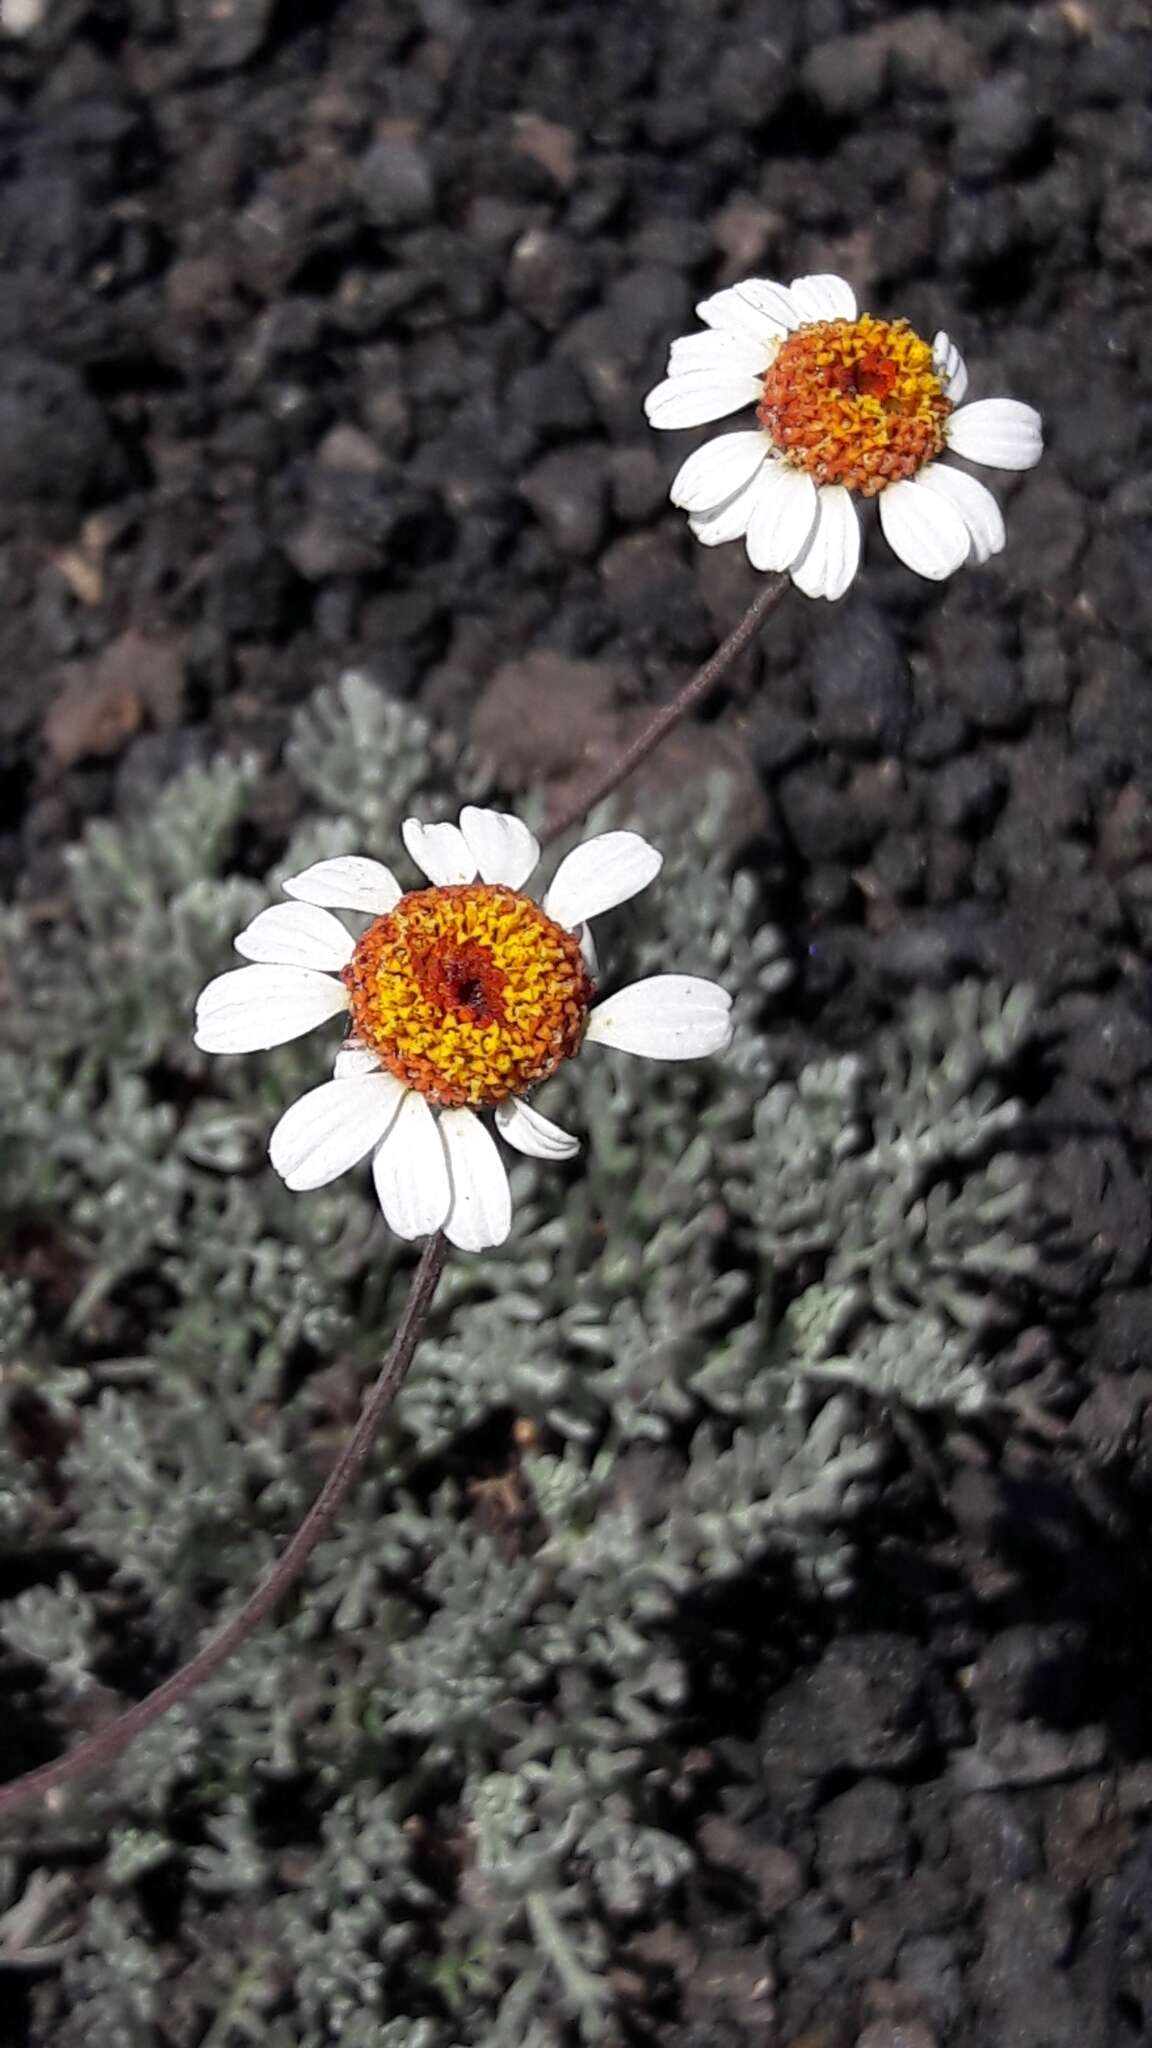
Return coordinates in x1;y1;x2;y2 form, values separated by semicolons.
193;807;733;1253
644;273;1043;600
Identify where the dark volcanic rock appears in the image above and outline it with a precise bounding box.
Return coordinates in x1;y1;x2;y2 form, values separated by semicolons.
758;1635;935;1791
804;30;889;117
0;352;123;535
954;74;1045;180
816;1780;908;1874
808;601;911;756
520;445;608;559
355;136;438;231
777;763;878;865
179;0;278;73
507;228;603;332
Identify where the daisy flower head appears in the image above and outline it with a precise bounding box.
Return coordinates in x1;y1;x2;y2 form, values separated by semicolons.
645;273;1043;600
193;808;733;1253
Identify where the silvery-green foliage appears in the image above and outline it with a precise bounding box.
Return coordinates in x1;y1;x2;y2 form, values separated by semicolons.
104;1827;176;1888
3;760;259;1078
0;1275;35;1364
0;1577;97;1699
285;669;471;842
740;981;1036;1413
233;1786;436;2048
0;1863;74;1968
0;1279;41;1535
54;1896;165;2048
794;1312;993;1416
0;674;1039;2046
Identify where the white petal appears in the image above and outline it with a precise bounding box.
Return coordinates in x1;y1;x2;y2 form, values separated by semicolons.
585;976;733;1061
878;477;971;581
401;817;478;886
945;398;1043;471
745;462;820;572
269;1072;406;1192
736;279;806;326
695;284;793;347
643;369;764;431
917;463;1005;565
194;966;348;1054
578;922;599;978
790;486;861;602
371;1091;451;1240
699;277;804;339
543;831;662;929
282;856;401;916
495;1096;581;1161
932;330;968;405
458;806;539;889
670;430;769;515
333;1044;381;1077
788;273;857;323
439;1108;513;1252
667;330;773;379
234;902;354;972
687;459;780;548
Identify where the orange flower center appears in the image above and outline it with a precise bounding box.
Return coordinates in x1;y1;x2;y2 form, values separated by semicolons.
342;884;592;1109
757;315;950;496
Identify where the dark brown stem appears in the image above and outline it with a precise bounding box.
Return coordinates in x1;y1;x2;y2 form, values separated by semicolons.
0;1234;449;1823
542;573;789;843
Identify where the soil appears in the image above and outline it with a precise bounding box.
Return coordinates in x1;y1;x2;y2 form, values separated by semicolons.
1;0;1152;2042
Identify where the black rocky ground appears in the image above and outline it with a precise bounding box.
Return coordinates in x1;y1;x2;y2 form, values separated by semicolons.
2;0;1152;2042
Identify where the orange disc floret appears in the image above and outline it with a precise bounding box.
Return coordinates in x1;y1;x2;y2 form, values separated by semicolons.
342;884;593;1109
757;314;950;496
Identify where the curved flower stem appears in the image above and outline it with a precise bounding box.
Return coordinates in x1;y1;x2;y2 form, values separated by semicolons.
0;572;788;1822
0;1234;449;1823
542;572;789;842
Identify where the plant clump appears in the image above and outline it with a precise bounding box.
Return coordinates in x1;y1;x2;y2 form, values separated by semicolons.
0;674;1039;2046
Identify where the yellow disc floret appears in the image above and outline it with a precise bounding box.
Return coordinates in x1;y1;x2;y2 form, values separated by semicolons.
342;884;592;1109
757;314;950;496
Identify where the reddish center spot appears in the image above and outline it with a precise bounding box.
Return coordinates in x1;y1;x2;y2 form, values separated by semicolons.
850;352;900;401
413;937;507;1026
